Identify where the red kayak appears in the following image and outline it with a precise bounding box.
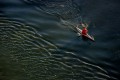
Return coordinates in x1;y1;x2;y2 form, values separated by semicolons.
76;27;95;41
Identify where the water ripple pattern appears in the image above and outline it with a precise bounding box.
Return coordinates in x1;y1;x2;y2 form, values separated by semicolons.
0;0;120;80
0;17;57;79
23;0;81;20
0;17;112;80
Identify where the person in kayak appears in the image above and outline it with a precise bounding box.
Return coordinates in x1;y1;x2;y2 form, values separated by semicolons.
81;23;88;35
76;22;95;41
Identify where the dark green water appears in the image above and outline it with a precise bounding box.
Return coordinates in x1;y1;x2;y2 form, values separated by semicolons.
0;0;120;80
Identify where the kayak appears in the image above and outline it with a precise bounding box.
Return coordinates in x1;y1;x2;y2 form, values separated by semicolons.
75;27;95;41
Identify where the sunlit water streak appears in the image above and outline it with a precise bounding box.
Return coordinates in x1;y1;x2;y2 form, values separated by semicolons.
0;0;120;80
0;17;113;80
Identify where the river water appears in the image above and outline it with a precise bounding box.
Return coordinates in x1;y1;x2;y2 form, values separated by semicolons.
0;0;120;80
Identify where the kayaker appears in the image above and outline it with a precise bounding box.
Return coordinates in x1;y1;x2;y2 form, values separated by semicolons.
81;23;88;35
76;22;95;41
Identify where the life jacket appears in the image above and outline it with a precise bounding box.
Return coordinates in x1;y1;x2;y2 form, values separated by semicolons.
82;27;88;35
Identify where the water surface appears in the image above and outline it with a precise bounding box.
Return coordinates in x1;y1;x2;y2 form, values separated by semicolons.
0;0;120;80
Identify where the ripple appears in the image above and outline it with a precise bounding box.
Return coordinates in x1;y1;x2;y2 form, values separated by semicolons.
0;17;113;80
23;0;81;20
0;0;119;79
0;17;58;80
51;49;113;80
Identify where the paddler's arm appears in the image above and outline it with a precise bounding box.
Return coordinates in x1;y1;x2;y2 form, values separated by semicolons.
85;23;88;27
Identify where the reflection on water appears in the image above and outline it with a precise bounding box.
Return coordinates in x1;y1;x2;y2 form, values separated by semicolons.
0;0;120;80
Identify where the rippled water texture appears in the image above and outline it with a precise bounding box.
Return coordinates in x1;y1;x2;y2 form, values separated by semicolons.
0;0;120;80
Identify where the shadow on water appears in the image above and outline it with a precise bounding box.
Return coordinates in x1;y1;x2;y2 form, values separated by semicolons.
0;0;120;80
